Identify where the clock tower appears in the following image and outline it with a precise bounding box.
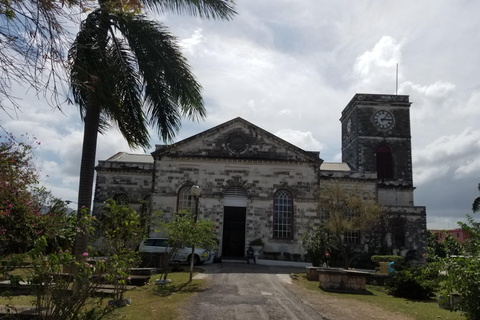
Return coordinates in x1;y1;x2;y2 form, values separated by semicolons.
340;93;413;186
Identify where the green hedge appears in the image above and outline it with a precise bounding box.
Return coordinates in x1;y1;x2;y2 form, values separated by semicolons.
371;255;405;264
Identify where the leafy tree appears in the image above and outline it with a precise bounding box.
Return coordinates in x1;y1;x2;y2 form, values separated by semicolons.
440;211;480;318
0;133;72;253
4;221;112;319
461;215;480;257
0;0;90;115
157;211;217;281
442;249;480;319
94;199;145;301
301;223;334;267
96;198;144;252
427;231;446;260
318;181;383;268
442;233;463;256
69;0;236;258
473;183;480;213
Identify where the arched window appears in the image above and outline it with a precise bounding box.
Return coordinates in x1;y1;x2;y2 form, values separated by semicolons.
376;145;393;179
113;193;129;205
177;185;194;213
273;189;293;239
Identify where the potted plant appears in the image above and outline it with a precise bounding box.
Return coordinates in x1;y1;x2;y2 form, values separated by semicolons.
249;238;265;258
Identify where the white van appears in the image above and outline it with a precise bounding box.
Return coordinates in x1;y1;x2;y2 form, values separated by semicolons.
138;238;211;265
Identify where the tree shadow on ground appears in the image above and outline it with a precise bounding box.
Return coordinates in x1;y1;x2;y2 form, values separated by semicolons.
154;281;207;297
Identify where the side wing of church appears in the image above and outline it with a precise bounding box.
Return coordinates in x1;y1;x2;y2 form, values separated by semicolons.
93;93;427;262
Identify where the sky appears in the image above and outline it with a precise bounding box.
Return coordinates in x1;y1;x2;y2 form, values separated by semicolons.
1;0;480;230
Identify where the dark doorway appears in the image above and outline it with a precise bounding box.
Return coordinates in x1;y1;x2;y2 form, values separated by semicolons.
222;206;246;257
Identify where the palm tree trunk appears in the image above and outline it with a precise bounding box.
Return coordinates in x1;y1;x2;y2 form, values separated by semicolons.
75;103;100;259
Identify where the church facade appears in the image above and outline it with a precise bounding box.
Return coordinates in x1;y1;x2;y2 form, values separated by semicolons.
93;93;427;261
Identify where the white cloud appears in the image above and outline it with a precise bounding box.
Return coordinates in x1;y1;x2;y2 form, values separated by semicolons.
179;28;204;55
275;129;324;152
352;36;404;93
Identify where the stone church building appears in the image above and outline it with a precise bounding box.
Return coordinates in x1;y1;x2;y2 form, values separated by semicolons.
93;93;427;261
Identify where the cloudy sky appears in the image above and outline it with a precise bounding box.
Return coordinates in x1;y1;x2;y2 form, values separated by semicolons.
2;0;480;229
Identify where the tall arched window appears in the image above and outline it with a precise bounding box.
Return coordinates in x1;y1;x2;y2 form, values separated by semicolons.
177;185;194;213
274;189;293;239
376;145;393;179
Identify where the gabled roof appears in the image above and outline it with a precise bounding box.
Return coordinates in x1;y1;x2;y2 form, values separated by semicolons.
151;117;323;163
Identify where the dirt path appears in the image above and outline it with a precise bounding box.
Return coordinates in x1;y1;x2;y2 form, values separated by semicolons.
182;262;413;320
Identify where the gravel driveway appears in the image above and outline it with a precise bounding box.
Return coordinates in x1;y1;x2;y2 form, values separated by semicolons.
182;262;323;319
181;262;414;320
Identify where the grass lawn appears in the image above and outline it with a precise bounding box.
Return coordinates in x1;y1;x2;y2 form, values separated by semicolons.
106;271;205;320
0;269;205;320
295;273;465;320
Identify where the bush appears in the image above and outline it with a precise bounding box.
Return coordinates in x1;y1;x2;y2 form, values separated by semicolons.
283;252;291;261
371;255;405;264
270;252;281;260
350;253;376;269
249;238;264;246
301;224;333;267
443;255;480;319
386;267;438;300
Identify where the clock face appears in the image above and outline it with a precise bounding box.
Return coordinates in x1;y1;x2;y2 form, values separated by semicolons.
373;110;394;130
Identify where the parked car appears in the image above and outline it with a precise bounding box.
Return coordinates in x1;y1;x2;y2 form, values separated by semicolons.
138;238;211;265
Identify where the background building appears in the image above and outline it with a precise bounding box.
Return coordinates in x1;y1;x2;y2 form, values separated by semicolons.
93;93;427;261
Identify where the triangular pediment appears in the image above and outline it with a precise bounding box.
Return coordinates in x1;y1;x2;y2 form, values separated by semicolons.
151;117;322;163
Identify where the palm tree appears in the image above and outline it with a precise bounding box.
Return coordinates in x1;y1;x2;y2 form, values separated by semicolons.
473;183;480;213
69;0;236;257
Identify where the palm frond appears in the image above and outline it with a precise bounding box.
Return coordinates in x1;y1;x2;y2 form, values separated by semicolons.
102;35;150;148
69;10;113;119
142;0;236;20
113;13;206;142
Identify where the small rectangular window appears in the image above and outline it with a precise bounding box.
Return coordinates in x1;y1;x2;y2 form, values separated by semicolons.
344;231;360;244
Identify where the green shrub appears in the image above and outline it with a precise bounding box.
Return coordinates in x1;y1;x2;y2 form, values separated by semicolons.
301;224;333;267
443;255;480;320
271;252;281;260
371;255;405;264
283;252;291;261
249;238;264;246
350;253;376;269
385;267;437;300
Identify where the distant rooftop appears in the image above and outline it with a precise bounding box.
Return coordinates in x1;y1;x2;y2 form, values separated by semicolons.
320;162;351;171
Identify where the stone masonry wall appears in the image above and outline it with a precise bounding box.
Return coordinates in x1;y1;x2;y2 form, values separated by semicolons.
151;157;319;256
93;161;153;216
